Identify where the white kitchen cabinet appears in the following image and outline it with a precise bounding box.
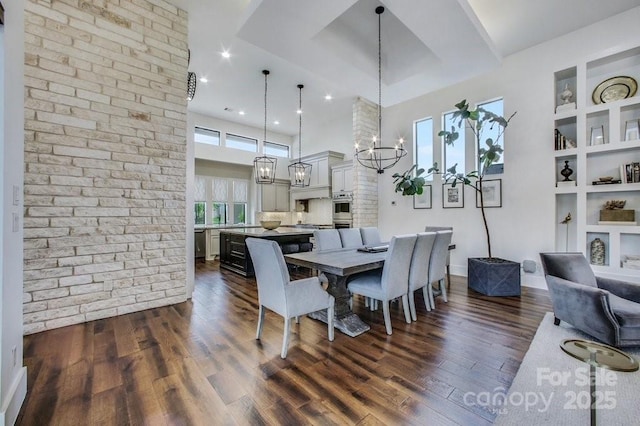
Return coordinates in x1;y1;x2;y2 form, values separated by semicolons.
332;161;354;193
290;151;345;200
206;229;220;260
260;181;290;212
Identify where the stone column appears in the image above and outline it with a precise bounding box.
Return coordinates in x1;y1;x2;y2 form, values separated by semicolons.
352;98;379;228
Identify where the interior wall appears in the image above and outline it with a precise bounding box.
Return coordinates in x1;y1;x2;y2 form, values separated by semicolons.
376;7;640;288
1;0;27;422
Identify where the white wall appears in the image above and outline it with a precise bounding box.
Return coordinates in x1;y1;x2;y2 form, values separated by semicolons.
299;103;353;159
374;7;640;288
1;0;27;422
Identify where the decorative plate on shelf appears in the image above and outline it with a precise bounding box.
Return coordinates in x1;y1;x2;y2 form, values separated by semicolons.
592;76;637;104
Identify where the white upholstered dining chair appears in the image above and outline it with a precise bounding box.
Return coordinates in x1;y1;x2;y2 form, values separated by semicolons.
338;228;364;248
408;231;438;321
426;230;453;310
246;238;335;358
313;229;342;251
360;227;382;246
347;234;417;335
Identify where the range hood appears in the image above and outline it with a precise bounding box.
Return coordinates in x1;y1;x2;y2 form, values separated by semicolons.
290;185;331;200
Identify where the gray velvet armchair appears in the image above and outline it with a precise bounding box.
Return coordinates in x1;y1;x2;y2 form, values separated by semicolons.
540;252;640;347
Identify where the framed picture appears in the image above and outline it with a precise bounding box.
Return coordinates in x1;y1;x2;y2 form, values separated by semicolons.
476;179;502;208
590;125;605;146
442;183;464;208
413;184;432;209
624;119;639;141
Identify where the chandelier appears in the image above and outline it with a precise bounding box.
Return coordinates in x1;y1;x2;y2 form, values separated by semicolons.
254;70;277;184
354;6;406;174
288;84;312;187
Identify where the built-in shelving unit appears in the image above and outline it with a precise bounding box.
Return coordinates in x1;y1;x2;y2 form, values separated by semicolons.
553;44;640;281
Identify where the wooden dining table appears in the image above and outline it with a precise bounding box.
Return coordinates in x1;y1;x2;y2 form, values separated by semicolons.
284;247;387;337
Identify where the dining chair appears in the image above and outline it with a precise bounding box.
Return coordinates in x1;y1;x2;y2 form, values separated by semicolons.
408;231;438;321
347;234;417;335
360;227;382;246
246;238;335;358
338;228;364;248
313;229;342;251
426;230;453;310
424;226;453;288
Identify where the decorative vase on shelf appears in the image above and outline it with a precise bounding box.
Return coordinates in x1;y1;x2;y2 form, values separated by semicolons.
590;238;605;265
560;160;574;181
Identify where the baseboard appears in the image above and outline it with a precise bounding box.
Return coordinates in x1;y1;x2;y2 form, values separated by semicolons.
0;366;27;426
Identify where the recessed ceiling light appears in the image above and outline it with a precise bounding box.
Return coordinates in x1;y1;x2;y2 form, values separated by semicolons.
273;120;280;125
238;110;245;116
296;109;302;114
325;94;332;101
199;77;208;83
221;50;231;59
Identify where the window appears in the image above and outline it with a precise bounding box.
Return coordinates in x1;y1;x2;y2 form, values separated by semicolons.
264;141;290;158
226;133;257;152
442;111;465;176
194;176;249;226
414;117;433;181
477;98;504;174
194;176;207;225
194;127;220;145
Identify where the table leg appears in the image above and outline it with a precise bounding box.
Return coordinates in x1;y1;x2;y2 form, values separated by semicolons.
308;273;370;337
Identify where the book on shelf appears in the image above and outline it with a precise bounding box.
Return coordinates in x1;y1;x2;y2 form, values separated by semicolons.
597;221;637;226
556;181;576;187
591;179;622;185
621;162;640;183
554;129;576;150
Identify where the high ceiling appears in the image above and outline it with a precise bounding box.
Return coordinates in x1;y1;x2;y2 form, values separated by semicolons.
183;0;640;136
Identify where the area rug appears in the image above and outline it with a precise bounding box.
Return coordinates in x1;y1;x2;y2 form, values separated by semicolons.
490;313;640;425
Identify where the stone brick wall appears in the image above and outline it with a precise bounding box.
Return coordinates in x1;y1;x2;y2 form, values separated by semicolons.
352;97;379;228
23;0;188;334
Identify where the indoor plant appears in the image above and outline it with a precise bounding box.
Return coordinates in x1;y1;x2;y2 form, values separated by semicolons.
439;99;519;296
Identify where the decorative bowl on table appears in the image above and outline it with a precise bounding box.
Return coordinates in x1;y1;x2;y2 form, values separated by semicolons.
260;220;281;230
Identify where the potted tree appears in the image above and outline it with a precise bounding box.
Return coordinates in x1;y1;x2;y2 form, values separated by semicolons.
438;99;519;296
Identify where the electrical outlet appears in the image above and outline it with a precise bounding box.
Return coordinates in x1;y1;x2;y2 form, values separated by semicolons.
11;346;16;366
13;185;20;206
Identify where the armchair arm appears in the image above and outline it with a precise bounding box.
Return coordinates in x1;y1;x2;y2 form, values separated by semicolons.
596;276;640;304
285;277;334;318
546;275;619;345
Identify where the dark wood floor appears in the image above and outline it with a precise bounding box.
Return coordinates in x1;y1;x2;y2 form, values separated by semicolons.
17;261;552;425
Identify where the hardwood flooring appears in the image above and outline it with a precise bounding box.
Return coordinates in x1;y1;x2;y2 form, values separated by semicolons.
17;261;552;425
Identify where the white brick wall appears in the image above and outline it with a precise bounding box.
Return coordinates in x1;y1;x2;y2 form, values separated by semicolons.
23;0;188;334
352;97;379;228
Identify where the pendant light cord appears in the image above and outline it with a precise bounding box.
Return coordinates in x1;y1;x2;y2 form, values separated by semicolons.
377;7;382;149
263;70;269;149
298;85;303;162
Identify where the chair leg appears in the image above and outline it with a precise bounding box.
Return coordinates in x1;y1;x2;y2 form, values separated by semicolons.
281;317;291;359
401;294;411;324
446;265;451;289
408;290;417;322
327;303;335;342
428;284;436;310
422;286;432;312
440;279;448;303
382;301;393;335
295;316;300;324
256;305;265;339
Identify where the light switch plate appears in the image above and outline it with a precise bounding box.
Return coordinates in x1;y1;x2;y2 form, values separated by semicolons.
12;185;19;206
12;213;19;232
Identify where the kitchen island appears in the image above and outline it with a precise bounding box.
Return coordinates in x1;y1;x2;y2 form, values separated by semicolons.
219;227;315;277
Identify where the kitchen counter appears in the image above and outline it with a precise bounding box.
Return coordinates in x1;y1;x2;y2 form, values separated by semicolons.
219;228;314;277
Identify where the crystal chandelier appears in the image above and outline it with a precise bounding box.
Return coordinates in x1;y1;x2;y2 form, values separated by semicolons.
354;6;407;174
288;84;312;187
254;70;277;184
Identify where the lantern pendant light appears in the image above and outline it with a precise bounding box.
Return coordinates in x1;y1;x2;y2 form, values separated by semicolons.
288;84;312;187
354;6;407;173
254;70;278;184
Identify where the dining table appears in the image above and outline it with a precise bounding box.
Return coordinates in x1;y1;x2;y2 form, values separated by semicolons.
284;247;387;337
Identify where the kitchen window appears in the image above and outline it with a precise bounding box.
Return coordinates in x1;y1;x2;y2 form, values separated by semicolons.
226;133;258;152
414;117;434;181
194;176;249;226
194;126;220;145
264;141;290;158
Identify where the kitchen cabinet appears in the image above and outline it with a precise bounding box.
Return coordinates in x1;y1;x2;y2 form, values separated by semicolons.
331;161;354;193
290;151;345;200
260;180;290;212
205;229;220;260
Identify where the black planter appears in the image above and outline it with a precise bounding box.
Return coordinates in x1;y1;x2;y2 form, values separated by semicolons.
468;257;521;296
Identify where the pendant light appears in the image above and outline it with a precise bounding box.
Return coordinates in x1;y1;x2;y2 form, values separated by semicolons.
254;70;277;184
354;6;407;174
288;84;312;187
